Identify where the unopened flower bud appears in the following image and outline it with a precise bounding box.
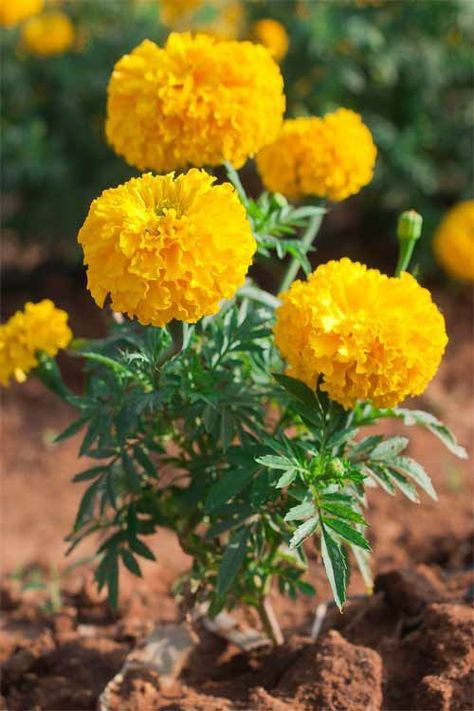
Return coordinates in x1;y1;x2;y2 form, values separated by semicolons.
328;458;345;477
397;210;423;242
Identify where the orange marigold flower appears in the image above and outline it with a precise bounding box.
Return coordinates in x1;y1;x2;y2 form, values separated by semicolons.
106;33;285;172
252;18;289;62
0;0;43;27
78;170;256;327
21;11;75;56
0;300;72;387
256;109;377;202
274;258;447;409
433;200;474;282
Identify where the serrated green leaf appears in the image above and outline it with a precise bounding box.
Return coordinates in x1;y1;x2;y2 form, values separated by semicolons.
122;451;141;494
352;546;373;592
121;549;142;577
55;415;89;443
285;501;316;522
371;436;409;461
321;502;367;525
289;516;319;548
388;408;467;459
350;435;384;458
275;468;297;488
256;455;295;471
129;537;156;561
204;467;255;513
362;464;396;495
133;446;157;478
390;456;437;500
72;465;108;483
216;527;248;596
73;479;101;529
321;524;347;610
324;518;371;551
386;468;419;502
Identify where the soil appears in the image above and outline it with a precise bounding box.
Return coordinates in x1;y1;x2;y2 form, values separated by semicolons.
1;282;473;711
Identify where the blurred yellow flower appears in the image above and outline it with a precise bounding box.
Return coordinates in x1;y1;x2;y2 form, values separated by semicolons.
21;11;75;56
78;170;256;327
159;0;244;40
0;0;43;27
433;200;474;282
106;33;284;172
256;109;377;202
0;300;72;387
274;258;447;409
252;18;289;62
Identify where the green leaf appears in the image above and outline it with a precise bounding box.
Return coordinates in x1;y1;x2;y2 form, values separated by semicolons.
72;465;108;483
134;446;157;478
390;456;437;500
79;351;134;378
256;455;295;471
284;501;316;522
73;479;101;529
362;464;396;495
324;518;371;551
289;516;319;548
386;468;419;502
321;524;347;610
389;408;467;459
274;373;320;411
122;451;141;494
129;537;156;561
350;435;384;458
216;527;248;596
352;546;373;592
371;436;409;461
275;469;297;488
204;467;255;513
121;549;142;577
55;415;89;443
321;502;367;525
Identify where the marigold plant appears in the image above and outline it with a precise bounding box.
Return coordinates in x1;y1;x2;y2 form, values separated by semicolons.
20;11;75;57
433;200;474;281
106;33;285;172
0;0;43;27
274;258;448;409
77;170;256;326
10;31;467;648
256;109;377;202
252;18;289;62
0;300;71;386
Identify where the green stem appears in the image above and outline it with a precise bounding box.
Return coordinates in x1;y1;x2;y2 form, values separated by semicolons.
257;596;284;646
239;283;281;310
224;161;247;205
395;240;416;277
279;211;325;293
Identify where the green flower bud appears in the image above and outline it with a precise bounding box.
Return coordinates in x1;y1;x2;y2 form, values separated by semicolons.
397;210;423;242
327;457;345;477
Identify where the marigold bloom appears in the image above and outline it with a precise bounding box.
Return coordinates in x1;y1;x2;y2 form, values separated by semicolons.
21;11;75;56
0;0;43;27
252;18;289;62
106;33;285;172
0;300;72;387
433;200;474;282
256;109;377;202
78;170;256;327
274;259;447;409
159;0;244;40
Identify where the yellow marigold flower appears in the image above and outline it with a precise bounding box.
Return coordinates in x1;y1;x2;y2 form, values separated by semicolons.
159;0;244;40
256;109;377;202
433;200;474;282
252;18;289;62
77;170;256;327
274;258;447;409
0;300;72;387
21;11;75;57
0;0;43;27
106;33;285;172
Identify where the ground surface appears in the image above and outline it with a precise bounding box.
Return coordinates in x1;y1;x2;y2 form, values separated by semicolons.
1;285;473;710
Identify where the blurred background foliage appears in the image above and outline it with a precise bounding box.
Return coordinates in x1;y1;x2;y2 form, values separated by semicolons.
1;0;472;274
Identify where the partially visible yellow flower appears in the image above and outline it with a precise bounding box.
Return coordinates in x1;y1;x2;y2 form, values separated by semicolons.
21;11;75;57
77;170;256;327
159;0;244;40
256;109;377;202
0;0;43;27
252;18;289;62
0;300;72;387
433;200;474;282
106;33;285;172
274;258;447;409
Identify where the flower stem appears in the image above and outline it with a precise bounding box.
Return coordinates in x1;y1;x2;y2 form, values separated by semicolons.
257;597;284;646
279;211;325;294
239;283;281;310
224;161;248;205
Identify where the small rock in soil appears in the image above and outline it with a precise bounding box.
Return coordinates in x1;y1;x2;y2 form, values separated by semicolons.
276;630;383;711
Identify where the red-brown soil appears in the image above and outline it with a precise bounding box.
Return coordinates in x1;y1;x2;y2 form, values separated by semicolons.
1;286;473;710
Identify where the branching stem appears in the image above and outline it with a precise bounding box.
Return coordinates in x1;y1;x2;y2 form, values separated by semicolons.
279;211;325;293
258;596;284;646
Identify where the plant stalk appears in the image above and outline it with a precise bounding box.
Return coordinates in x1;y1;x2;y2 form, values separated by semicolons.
258;597;284;646
279;211;325;293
